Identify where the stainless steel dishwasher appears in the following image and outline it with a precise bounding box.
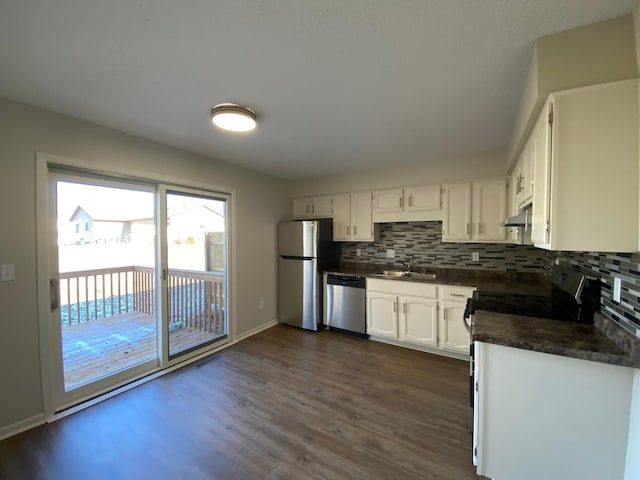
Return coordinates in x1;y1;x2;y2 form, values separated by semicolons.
325;274;367;337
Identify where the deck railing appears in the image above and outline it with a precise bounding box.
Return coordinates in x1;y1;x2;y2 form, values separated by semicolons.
59;266;225;334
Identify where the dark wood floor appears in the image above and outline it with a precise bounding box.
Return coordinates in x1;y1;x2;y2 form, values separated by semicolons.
0;325;479;480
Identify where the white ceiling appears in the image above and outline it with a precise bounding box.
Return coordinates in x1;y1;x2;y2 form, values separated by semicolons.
0;1;638;180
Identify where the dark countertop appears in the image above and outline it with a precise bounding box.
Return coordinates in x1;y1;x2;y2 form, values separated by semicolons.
329;263;640;368
472;311;640;368
326;262;551;296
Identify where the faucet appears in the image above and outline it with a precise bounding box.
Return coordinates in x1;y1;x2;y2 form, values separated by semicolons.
397;260;411;272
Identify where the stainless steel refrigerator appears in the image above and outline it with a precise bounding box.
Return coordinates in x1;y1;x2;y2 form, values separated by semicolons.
278;219;339;331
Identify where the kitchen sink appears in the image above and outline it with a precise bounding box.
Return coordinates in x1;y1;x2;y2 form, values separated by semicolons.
371;270;436;280
373;270;406;278
404;272;436;280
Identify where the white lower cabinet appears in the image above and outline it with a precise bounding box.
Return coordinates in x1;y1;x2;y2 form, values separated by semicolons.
439;301;469;355
366;279;473;358
366;292;398;339
399;295;438;347
474;341;636;480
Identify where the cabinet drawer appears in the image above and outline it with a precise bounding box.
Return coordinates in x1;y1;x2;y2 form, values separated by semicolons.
367;278;437;298
441;286;475;301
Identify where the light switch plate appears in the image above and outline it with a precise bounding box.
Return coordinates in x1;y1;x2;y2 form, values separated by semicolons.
613;277;622;303
0;264;15;282
386;249;395;259
472;252;480;262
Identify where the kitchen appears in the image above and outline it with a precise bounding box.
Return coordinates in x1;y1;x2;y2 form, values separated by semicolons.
1;2;640;479
280;14;640;480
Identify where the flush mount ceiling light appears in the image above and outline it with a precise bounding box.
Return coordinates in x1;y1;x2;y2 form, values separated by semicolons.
210;103;257;132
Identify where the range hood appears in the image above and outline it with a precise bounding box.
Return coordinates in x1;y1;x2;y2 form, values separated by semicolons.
501;209;531;227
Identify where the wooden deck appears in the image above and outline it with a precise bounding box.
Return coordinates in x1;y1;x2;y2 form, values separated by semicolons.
62;312;223;390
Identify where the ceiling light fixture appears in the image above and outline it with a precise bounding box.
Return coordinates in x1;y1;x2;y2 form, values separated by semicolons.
210;103;257;132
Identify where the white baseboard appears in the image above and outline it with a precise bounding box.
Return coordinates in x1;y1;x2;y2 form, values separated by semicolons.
0;414;45;441
235;319;279;342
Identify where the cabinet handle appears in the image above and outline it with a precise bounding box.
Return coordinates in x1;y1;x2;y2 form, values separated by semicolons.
400;197;403;208
311;204;315;214
306;204;310;214
408;196;413;207
393;301;397;313
353;226;357;236
477;222;481;235
450;293;466;297
347;226;350;236
444;309;447;321
466;223;470;235
403;303;407;315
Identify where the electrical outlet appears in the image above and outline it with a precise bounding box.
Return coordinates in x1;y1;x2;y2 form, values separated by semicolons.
0;264;15;281
356;248;362;257
472;252;480;262
555;258;560;266
386;249;395;259
613;277;621;303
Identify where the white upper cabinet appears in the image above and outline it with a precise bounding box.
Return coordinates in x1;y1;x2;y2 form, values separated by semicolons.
530;101;552;246
372;188;403;214
405;184;442;212
472;178;508;242
332;191;377;242
331;194;351;241
531;80;639;252
373;183;442;222
514;139;534;209
442;181;472;241
351;191;375;241
443;178;507;243
291;196;333;219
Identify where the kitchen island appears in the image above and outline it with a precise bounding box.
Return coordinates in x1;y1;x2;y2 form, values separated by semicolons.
472;312;640;480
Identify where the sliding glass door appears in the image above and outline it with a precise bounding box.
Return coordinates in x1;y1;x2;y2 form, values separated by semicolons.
51;174;159;408
45;167;231;411
164;190;228;357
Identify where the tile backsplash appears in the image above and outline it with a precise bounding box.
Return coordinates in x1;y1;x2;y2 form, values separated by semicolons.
549;251;640;337
340;221;640;338
340;221;545;273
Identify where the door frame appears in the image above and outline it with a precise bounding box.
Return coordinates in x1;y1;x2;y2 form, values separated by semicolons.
35;152;237;419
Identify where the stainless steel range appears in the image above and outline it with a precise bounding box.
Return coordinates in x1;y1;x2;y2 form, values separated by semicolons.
463;266;601;432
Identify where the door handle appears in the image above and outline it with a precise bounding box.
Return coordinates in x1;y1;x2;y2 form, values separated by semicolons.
50;278;59;311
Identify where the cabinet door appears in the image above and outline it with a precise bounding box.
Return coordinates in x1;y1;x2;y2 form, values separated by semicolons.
405;184;441;212
291;198;311;219
351;191;374;241
521;140;534;206
442;182;472;241
440;300;469;354
312;196;333;218
531;101;552;246
373;188;403;213
508;170;521;243
399;295;438;347
472;178;507;242
331;194;351;241
366;292;398;339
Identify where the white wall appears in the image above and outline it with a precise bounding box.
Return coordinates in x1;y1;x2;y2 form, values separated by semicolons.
0;97;289;433
289;149;506;197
